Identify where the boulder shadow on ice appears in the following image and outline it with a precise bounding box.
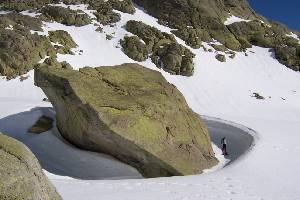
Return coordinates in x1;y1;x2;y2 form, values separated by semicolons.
0;107;255;180
0;107;143;180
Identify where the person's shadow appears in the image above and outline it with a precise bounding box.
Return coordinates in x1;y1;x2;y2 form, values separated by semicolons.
0;107;142;180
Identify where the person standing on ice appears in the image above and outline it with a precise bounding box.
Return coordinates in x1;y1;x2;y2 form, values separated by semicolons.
221;137;228;155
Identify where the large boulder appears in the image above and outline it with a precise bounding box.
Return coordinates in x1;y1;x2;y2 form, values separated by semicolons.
35;63;217;177
0;133;62;200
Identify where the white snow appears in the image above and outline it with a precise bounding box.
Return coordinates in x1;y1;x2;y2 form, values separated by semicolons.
20;10;41;17
286;32;300;44
203;143;229;174
224;15;251;25
5;24;13;30
1;3;300;200
0;10;12;15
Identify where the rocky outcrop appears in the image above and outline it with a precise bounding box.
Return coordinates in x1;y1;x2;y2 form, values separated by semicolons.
0;0;59;11
0;13;56;79
49;30;78;54
35;63;217;177
215;54;226;62
132;0;300;71
86;0;135;25
41;5;92;26
120;36;149;61
122;20;195;76
132;0;258;51
228;21;300;71
0;133;62;200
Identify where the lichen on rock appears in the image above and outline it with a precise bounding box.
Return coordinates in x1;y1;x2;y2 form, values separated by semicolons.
49;30;78;54
122;20;195;76
0;133;62;200
0;0;59;11
0;13;56;79
120;36;149;61
34;63;218;178
132;0;300;71
40;5;92;26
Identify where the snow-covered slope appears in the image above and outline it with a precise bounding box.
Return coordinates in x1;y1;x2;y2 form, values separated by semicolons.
1;3;300;200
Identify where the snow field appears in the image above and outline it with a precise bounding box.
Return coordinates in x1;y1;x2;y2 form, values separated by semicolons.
0;3;300;200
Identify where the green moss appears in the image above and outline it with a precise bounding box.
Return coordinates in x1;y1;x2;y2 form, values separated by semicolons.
120;36;149;61
124;20;195;76
0;14;56;79
0;134;62;200
0;0;58;11
110;0;135;14
35;63;218;177
211;44;227;52
49;30;77;48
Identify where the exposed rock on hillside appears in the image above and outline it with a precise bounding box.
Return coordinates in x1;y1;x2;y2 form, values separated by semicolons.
49;30;78;54
35;63;217;177
0;0;59;11
86;0;135;25
132;0;258;50
0;13;56;79
122;20;195;76
215;54;226;62
120;36;149;61
41;5;92;26
0;133;62;200
228;20;300;70
132;0;300;71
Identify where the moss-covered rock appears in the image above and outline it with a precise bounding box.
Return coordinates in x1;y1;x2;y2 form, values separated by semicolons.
41;5;92;26
211;44;227;52
132;0;299;71
120;36;149;61
49;30;77;54
0;0;59;11
86;0;121;25
0;12;43;31
35;63;218;178
41;57;73;70
274;46;300;71
0;133;62;200
109;0;135;14
0;14;56;79
28;115;54;134
152;43;195;76
228;20;300;71
49;30;77;48
124;20;195;76
171;28;210;49
215;54;226;62
131;0;256;51
125;20;176;49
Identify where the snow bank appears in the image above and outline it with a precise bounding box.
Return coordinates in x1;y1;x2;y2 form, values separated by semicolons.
286;32;300;44
224;15;251;25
